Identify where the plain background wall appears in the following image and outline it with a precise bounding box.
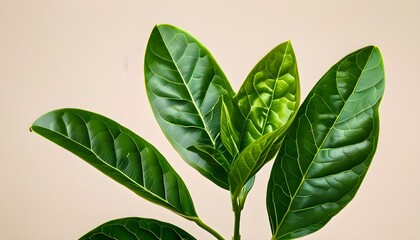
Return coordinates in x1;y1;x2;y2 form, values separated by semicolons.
1;0;419;239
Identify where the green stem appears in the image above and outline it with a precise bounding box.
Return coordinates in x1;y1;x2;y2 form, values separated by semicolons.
233;208;241;240
193;217;225;240
231;197;242;240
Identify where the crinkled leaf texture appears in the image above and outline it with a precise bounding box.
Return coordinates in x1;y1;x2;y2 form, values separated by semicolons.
227;41;300;199
30;109;197;218
79;217;196;240
145;24;235;189
267;46;385;239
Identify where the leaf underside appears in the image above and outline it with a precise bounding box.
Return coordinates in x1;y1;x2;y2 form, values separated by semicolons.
31;108;197;218
145;24;235;189
79;217;196;240
267;46;385;239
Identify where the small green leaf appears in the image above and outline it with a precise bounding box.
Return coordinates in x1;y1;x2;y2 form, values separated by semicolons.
220;96;245;159
31;109;197;218
229;127;288;198
227;41;300;198
267;46;385;239
145;24;235;189
79;217;196;240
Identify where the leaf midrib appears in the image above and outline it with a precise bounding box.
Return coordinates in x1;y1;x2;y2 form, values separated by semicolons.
272;47;375;239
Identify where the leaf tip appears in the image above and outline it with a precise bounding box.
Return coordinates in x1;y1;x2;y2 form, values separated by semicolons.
363;45;381;54
372;45;383;56
156;23;177;31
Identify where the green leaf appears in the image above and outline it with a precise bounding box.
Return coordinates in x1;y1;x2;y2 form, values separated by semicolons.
145;24;235;190
231;41;299;152
30;109;197;218
227;41;300;198
79;217;196;240
229;127;287;198
267;46;385;239
220;96;245;159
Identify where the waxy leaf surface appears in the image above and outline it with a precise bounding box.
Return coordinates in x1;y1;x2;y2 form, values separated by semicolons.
145;24;235;189
267;46;385;239
79;217;196;240
31;109;197;218
227;41;300;198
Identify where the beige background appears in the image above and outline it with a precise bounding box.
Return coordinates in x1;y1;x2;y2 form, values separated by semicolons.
1;0;419;239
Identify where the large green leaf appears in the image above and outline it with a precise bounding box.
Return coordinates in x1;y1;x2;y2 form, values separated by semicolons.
227;41;300;198
79;217;196;240
145;24;235;189
30;109;197;218
267;46;385;239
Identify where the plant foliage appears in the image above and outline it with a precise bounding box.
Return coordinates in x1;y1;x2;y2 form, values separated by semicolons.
30;24;385;240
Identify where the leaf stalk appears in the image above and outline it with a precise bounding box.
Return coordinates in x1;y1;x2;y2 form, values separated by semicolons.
193;217;225;240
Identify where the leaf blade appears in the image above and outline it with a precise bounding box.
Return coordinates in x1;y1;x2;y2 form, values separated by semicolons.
227;41;300;197
79;217;196;240
267;46;385;239
145;24;235;189
31;108;197;218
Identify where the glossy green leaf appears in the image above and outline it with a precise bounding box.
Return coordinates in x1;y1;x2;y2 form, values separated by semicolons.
30;109;197;218
145;24;235;189
229;127;287;198
227;41;300;198
220;96;245;159
267;46;385;239
79;217;196;240
227;41;299;153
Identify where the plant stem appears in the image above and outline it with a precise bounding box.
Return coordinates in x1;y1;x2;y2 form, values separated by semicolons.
193;217;225;240
232;207;241;240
